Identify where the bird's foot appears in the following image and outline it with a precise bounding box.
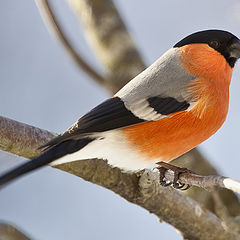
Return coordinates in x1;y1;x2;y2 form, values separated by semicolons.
156;162;194;191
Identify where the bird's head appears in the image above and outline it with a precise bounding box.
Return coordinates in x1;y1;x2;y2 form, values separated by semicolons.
174;30;240;81
174;30;240;68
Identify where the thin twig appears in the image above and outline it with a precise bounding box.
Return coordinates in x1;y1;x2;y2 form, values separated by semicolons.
163;170;240;193
35;0;106;85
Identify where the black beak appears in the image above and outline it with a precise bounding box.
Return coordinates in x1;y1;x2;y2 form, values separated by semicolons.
230;39;240;59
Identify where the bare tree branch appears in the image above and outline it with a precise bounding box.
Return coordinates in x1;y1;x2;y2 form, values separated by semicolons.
35;0;106;85
1;115;240;239
0;222;31;240
0;116;55;159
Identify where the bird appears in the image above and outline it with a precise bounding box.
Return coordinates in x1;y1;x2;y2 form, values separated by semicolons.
1;29;240;189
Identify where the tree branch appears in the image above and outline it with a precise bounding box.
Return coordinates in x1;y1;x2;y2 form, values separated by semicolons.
163;170;240;194
35;0;106;85
1;115;240;239
0;116;55;159
0;222;31;240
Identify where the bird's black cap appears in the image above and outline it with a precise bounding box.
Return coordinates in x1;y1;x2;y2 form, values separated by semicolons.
174;30;240;67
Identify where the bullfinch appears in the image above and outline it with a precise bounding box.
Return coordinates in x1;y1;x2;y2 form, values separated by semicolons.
1;29;240;189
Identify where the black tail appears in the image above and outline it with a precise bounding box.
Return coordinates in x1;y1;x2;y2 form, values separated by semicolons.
0;138;94;187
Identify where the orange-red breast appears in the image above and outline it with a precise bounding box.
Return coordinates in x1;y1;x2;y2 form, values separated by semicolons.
1;30;240;187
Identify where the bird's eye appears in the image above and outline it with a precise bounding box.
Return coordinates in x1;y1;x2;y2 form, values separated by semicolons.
209;40;220;49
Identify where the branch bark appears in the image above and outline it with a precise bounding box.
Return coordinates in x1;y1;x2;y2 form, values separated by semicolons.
0;116;55;159
0;222;31;240
1;115;240;240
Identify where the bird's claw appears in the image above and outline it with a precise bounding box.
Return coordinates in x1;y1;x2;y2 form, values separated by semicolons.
156;162;193;191
158;167;172;187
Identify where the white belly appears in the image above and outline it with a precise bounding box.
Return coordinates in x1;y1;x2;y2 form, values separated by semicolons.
50;130;159;171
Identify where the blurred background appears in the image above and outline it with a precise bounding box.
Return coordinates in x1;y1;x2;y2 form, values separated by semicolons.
0;0;240;239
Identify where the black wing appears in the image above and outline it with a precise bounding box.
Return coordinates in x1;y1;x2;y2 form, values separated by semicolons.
40;96;191;150
40;97;145;149
76;97;145;133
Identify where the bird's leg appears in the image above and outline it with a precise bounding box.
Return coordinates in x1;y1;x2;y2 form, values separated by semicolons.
156;162;194;191
157;166;172;187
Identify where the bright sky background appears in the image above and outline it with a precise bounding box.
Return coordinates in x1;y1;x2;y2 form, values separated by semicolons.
0;0;240;239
